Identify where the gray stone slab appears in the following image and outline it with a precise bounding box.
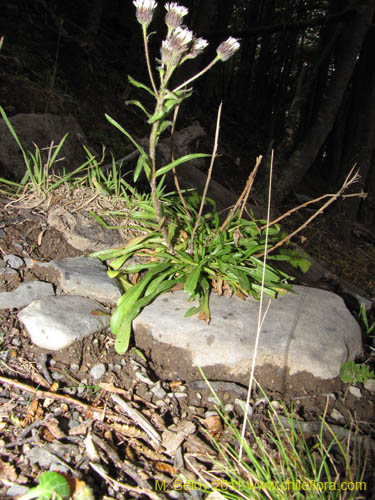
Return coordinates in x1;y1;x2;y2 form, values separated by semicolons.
133;286;362;381
36;256;121;303
0;281;55;309
18;295;109;350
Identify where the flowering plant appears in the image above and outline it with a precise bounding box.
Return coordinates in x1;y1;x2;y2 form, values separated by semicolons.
91;1;292;354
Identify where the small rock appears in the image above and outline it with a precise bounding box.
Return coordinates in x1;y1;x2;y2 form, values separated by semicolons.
4;254;24;269
174;392;188;399
26;446;55;468
330;408;345;422
90;363;106;380
269;400;283;411
36;256;121;303
205;410;219;418
135;371;154;385
348;385;361;398
6;486;29;496
2;268;17;276
364;379;375;392
0;281;55;309
150;381;167;399
323;392;336;401
0;351;9;362
77;384;86;395
18;295;109;350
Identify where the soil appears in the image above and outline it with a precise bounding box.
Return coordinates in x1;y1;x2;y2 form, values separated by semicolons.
0;194;375;499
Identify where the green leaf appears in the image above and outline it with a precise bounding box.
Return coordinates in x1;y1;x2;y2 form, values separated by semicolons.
19;471;71;500
125;99;151;118
113;272;177;354
135;348;147;361
111;263;170;342
184;265;202;295
134;154;151;182
340;361;375;383
155;120;173;137
114;320;132;354
297;258;311;273
155;153;211;178
184;305;201;317
109;254;132;270
105;114;148;159
128;74;155;97
148;109;167;124
38;472;70;498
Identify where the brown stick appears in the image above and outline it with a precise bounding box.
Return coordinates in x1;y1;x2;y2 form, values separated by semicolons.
0;375;121;421
188;102;222;253
217;155;263;234
256;165;364;257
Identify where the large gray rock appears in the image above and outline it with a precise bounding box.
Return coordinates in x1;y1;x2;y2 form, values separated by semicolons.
47;210;124;252
0;113;89;179
18;295;109;350
133;286;362;386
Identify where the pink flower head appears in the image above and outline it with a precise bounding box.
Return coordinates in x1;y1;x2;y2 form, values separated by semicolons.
133;0;158;27
165;3;188;30
185;37;208;60
216;37;240;61
161;26;193;67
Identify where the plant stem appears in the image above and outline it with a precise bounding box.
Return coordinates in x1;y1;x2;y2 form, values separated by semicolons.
148;101;173;252
142;26;158;96
172;57;219;93
170;105;192;219
188;102;222;253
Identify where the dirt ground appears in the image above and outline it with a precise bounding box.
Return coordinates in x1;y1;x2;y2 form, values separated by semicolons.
0;193;375;499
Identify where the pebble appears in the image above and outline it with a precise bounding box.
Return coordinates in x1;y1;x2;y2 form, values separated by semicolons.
364;379;375;392
89;363;106;380
330;408;345;422
348;385;361;398
150;381;167;399
4;254;24;269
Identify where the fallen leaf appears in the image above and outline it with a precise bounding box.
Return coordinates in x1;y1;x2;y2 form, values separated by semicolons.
200;415;223;438
43;417;65;440
154;462;177;475
84;432;100;462
0;459;17;481
22;398;43;427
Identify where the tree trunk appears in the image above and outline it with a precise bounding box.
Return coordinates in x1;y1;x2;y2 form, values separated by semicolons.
257;0;375;204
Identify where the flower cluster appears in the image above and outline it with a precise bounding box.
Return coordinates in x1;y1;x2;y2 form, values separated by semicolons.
132;1;240;73
161;4;209;68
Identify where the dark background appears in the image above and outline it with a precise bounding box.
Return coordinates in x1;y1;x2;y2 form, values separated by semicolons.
1;0;375;243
